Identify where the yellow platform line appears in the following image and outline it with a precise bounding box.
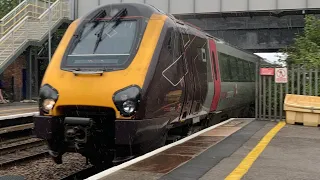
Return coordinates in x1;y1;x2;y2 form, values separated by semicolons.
225;121;286;180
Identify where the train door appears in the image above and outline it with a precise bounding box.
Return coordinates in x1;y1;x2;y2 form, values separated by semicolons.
175;23;193;120
188;37;210;116
208;39;221;111
181;28;196;117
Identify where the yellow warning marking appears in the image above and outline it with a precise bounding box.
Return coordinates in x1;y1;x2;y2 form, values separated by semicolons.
225;121;286;180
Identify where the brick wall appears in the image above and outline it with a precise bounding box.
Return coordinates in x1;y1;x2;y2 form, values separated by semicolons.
2;54;27;101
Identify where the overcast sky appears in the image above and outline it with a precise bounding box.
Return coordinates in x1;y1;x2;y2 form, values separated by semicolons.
255;52;287;64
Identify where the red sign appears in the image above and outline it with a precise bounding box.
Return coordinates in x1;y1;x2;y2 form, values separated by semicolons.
260;68;274;76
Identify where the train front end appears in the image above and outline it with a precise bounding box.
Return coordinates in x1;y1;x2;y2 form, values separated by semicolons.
33;3;168;166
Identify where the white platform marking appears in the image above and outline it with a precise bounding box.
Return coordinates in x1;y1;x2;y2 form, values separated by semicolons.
0;112;39;121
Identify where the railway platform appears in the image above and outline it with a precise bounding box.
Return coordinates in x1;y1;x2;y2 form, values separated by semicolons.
87;118;320;180
0;103;38;134
0;102;38;118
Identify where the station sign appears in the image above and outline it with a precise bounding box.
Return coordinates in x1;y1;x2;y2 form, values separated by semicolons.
260;68;274;76
275;68;288;83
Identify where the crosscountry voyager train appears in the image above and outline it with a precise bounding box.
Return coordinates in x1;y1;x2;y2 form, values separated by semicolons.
33;3;262;167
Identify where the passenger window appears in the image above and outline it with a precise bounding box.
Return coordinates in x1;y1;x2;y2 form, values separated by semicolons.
229;56;238;81
250;63;256;81
243;61;250;81
237;59;244;81
218;53;231;81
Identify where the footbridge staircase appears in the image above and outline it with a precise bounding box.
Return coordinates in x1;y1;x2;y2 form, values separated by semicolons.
0;0;71;74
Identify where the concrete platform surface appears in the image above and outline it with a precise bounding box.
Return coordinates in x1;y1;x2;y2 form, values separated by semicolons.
91;119;320;180
0;103;38;116
242;124;320;180
93;118;261;180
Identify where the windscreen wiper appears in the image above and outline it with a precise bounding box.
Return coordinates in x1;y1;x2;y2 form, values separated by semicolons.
92;8;128;53
75;9;107;42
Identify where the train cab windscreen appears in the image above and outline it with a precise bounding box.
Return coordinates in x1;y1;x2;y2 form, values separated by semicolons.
62;18;140;69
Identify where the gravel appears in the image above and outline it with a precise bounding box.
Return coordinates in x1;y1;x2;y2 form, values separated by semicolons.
0;153;91;180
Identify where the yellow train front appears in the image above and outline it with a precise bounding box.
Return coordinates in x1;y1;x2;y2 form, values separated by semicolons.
33;3;184;166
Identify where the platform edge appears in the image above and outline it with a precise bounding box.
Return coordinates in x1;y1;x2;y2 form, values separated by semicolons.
86;118;237;180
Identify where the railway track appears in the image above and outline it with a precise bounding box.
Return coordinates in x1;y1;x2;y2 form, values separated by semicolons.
0;116;35;143
0;115;48;167
0;136;48;167
0;138;45;155
0;113;216;178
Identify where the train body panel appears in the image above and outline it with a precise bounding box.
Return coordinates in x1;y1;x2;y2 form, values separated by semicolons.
214;38;258;112
208;39;221;112
216;82;255;111
42;5;167;120
141;17;186;121
33;3;261;167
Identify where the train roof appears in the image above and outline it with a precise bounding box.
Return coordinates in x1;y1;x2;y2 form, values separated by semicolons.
154;6;263;61
81;3;265;64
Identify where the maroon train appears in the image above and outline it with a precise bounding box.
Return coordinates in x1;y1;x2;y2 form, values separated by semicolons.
33;3;262;167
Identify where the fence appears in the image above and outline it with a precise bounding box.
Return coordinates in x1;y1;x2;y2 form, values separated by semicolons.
256;63;320;121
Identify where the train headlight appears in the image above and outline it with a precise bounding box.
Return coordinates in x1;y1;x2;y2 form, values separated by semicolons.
39;84;59;113
113;85;141;117
43;99;56;111
123;100;135;114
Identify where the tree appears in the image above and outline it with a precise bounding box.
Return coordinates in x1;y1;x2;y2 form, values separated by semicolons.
281;15;320;67
0;0;20;19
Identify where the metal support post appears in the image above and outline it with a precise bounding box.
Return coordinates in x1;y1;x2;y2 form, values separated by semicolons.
48;0;52;62
26;47;32;100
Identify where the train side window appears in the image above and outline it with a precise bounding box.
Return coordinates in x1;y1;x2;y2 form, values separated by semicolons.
250;62;256;81
197;48;207;63
249;62;253;81
237;59;244;82
173;28;183;61
202;48;206;62
243;61;250;81
218;53;230;81
229;56;238;81
225;56;232;81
